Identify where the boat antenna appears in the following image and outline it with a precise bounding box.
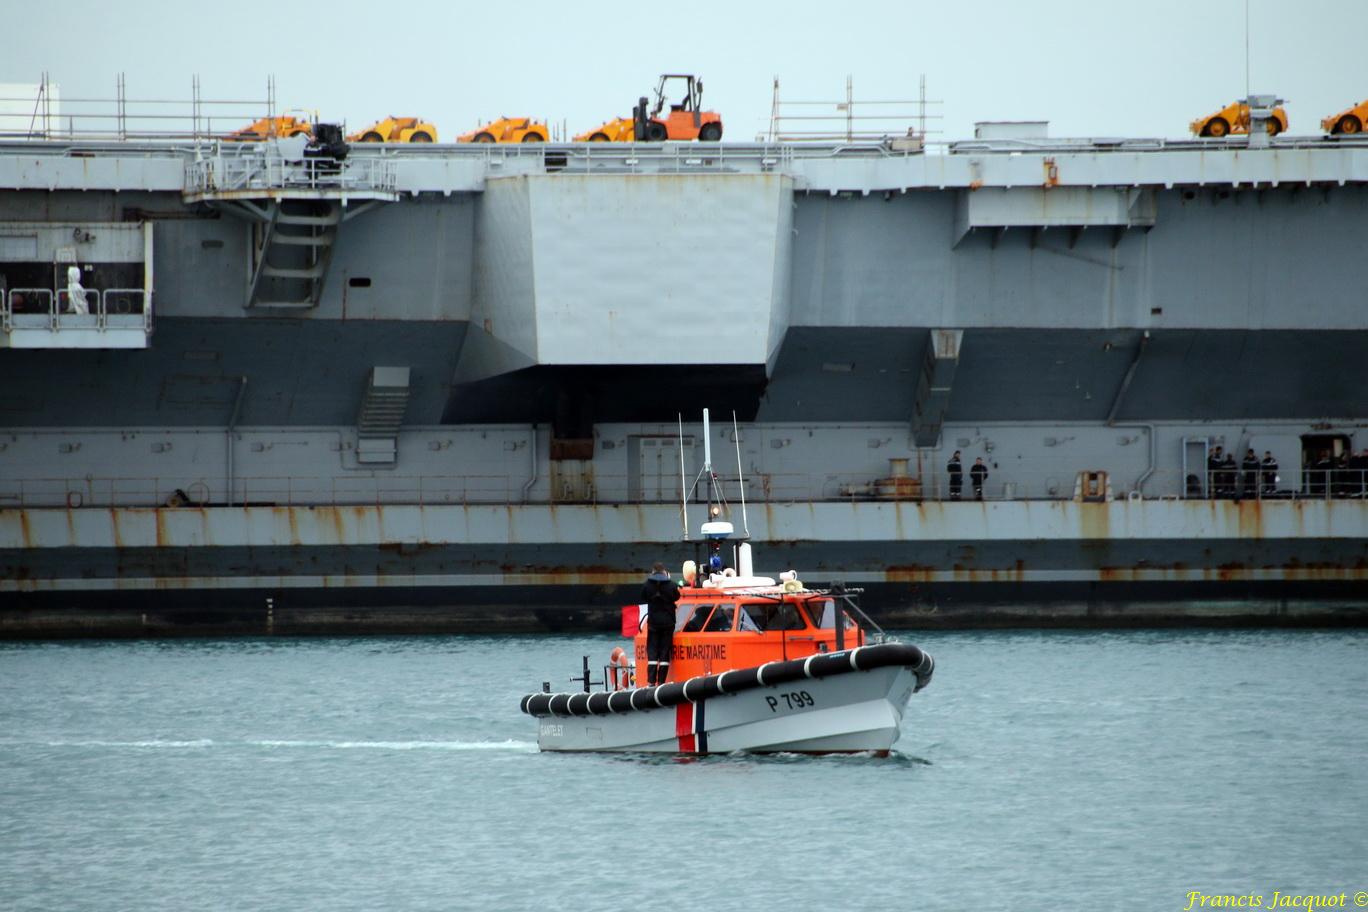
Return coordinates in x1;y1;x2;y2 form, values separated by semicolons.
702;408;713;478
702;407;720;522
678;413;689;541
733;411;749;538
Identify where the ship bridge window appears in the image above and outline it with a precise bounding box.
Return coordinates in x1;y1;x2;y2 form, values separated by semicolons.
739;602;808;632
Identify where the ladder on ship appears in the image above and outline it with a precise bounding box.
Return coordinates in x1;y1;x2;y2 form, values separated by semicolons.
245;199;340;309
183;145;399;310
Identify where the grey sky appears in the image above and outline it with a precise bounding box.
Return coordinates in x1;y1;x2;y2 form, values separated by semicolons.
6;0;1367;142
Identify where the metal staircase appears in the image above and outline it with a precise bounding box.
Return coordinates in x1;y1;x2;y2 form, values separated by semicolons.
356;367;411;465
183;144;399;310
246;200;340;309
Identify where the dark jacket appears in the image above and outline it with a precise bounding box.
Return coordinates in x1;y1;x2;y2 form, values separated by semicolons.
640;573;680;622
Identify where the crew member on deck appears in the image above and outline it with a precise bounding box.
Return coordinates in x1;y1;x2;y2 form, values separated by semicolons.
1241;448;1259;499
947;451;963;500
640;561;681;686
1261;451;1278;497
1207;446;1223;498
971;457;989;501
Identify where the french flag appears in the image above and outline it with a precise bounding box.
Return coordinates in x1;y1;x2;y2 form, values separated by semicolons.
621;604;647;638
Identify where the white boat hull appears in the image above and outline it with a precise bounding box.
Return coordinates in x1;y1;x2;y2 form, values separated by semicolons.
536;665;917;754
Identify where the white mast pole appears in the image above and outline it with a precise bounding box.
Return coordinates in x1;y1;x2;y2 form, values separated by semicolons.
678;414;689;540
702;407;712;473
733;411;749;538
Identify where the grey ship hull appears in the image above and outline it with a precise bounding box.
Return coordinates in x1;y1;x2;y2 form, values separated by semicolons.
2;500;1364;636
2;136;1367;635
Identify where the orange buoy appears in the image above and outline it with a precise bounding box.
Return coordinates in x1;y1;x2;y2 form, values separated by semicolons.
609;647;632;691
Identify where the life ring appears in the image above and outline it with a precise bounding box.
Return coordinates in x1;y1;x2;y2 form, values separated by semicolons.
609;646;632;691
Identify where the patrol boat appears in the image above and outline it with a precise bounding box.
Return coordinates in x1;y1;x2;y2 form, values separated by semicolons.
519;411;935;754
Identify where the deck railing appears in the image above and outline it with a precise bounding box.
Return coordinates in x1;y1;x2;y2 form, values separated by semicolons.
2;468;1365;510
185;150;399;196
2;287;151;333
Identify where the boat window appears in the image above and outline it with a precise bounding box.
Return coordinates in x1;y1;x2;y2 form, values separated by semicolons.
773;602;807;630
702;603;735;632
744;601;804;631
679;604;713;633
738;601;808;632
738;602;767;631
738;601;760;631
809;599;835;629
808;599;855;630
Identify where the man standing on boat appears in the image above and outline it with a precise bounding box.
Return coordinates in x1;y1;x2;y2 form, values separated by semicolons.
641;562;681;686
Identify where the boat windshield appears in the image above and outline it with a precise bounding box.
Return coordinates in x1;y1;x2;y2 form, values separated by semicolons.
807;598;857;630
678;603;712;632
738;601;808;632
679;603;736;633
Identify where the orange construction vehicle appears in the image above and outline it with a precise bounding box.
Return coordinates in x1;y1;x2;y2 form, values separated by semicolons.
1321;99;1368;135
573;116;636;142
226;112;314;141
635;74;723;141
457;117;548;143
348;116;437;143
1190;100;1287;137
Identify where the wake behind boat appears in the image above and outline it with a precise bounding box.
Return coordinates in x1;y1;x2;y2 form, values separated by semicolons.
519;409;935;754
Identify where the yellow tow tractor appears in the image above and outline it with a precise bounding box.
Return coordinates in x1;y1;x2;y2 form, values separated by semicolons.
226;110;316;141
348;116;437;143
573;116;636;142
457;117;548;143
1321;100;1368;135
1190;100;1288;137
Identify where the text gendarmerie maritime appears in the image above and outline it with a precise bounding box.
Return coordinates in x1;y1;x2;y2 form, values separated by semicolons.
634;644;727;661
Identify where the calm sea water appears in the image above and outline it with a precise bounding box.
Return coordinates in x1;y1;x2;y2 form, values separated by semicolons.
1;629;1365;911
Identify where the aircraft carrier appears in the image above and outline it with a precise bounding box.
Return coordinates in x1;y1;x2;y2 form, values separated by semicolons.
2;113;1366;636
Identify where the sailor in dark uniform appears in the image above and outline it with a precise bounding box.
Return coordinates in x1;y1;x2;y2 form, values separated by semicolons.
640;561;680;686
947;451;963;500
1261;451;1278;497
970;457;989;501
1207;446;1223;498
1241;448;1259;499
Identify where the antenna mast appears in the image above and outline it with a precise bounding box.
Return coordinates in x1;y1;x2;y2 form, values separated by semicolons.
678;414;689;540
1244;0;1251;99
733;411;749;538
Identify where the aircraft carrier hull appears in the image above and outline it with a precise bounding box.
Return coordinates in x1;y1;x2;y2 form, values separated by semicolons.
1;500;1364;637
2;136;1366;635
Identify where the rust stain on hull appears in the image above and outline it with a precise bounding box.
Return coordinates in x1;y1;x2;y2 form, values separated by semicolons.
1079;502;1110;539
885;564;935;584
